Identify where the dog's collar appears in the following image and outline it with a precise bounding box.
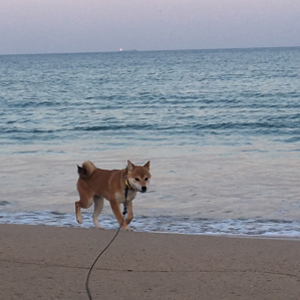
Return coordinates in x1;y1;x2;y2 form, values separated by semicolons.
124;176;133;190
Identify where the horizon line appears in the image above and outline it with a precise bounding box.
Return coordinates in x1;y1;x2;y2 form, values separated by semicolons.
1;45;300;56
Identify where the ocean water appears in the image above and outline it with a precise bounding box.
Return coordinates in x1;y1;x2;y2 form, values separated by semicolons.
1;47;300;237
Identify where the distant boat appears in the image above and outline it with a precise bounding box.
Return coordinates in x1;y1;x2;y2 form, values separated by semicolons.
119;48;138;52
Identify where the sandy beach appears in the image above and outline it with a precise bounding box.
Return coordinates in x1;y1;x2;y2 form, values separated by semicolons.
1;224;300;300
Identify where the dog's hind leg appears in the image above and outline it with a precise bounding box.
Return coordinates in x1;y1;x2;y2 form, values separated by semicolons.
93;196;104;229
75;198;93;224
75;200;84;224
75;196;94;225
76;180;94;224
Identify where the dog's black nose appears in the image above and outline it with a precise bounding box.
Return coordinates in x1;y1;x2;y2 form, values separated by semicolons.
141;186;147;193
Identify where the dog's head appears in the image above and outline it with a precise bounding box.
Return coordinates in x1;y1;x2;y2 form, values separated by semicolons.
127;160;151;193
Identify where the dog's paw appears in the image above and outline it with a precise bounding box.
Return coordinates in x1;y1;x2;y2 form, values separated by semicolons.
93;220;104;229
123;227;134;232
76;217;82;224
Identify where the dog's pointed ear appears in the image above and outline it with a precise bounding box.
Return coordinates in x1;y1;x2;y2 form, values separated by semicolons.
143;161;150;170
127;160;135;172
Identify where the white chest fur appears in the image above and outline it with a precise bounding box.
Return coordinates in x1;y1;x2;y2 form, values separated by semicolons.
114;189;137;204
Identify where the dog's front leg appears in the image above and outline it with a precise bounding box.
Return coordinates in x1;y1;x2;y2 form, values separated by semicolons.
109;199;132;231
125;201;134;225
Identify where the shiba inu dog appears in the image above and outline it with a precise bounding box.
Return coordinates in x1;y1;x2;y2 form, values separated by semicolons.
75;160;151;231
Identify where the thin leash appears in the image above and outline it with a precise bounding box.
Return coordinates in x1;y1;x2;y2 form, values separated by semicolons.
85;184;129;300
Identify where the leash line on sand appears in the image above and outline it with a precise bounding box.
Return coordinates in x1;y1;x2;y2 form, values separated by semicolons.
86;186;129;300
85;221;123;300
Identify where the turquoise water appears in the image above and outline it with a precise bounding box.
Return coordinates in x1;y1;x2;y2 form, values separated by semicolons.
1;48;300;236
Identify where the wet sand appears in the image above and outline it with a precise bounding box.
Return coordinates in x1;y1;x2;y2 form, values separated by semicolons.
1;224;300;299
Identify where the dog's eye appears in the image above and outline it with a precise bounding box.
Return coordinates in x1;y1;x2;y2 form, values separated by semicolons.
135;178;140;181
145;178;148;181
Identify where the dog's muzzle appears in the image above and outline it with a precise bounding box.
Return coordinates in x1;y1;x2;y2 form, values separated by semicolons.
141;186;147;193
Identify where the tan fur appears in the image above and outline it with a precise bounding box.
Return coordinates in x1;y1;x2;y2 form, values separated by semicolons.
75;160;151;230
82;161;97;177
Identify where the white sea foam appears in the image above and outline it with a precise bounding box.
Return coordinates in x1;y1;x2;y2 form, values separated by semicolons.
1;210;300;238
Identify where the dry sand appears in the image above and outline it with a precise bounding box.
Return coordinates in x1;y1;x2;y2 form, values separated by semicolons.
1;224;300;299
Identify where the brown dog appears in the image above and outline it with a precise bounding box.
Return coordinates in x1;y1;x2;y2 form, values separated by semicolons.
75;160;151;230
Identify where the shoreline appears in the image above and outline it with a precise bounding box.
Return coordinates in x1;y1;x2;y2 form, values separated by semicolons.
1;209;300;238
2;221;300;242
1;224;300;299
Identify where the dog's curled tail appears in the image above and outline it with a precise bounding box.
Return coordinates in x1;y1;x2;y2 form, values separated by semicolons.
77;161;97;179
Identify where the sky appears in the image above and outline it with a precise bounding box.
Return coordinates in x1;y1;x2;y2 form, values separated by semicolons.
0;0;300;55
